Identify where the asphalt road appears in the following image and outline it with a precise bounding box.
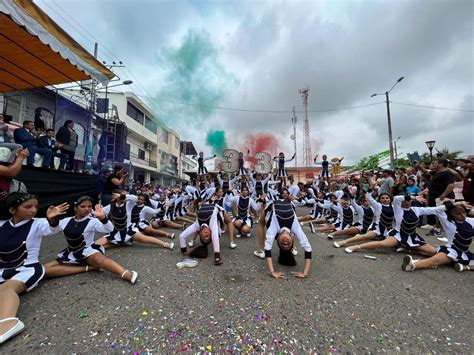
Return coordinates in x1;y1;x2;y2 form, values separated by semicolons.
2;208;472;353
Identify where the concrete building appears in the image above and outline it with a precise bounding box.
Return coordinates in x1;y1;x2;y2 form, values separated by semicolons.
104;91;196;186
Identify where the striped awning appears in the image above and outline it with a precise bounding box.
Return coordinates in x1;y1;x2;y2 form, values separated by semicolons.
0;0;115;93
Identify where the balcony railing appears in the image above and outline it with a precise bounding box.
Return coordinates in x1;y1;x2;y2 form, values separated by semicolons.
129;152;157;169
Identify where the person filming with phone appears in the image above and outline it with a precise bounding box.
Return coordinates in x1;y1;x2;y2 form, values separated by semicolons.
102;166;129;206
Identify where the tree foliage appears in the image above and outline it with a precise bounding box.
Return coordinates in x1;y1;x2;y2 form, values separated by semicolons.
348;150;390;172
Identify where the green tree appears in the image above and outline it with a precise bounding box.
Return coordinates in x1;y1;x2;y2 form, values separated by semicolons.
349;150;390;172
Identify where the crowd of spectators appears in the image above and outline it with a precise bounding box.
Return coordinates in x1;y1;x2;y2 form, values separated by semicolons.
0;117;78;171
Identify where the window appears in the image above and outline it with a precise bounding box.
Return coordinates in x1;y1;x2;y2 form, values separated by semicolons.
145;115;157;133
175;137;180;150
138;148;145;160
162;129;169;144
127;102;144;124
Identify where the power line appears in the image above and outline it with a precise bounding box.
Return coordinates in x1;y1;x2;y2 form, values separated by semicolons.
132;95;387;113
391;101;474;113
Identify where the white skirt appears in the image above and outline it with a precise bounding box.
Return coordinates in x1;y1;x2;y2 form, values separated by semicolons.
0;263;45;292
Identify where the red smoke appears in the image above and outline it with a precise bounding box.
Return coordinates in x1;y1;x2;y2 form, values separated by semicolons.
241;132;279;165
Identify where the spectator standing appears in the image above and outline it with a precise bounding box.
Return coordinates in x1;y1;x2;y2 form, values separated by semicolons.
56;120;78;171
378;169;394;195
417;159;455;236
13;120;52;168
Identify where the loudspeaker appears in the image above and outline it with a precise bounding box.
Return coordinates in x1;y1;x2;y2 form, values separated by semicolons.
96;98;109;114
106;122;128;162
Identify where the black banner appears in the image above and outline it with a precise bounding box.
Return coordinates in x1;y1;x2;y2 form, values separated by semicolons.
12;167;99;217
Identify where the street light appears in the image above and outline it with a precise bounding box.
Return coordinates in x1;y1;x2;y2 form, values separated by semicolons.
425;140;436;162
371;76;405;169
97;80;133;91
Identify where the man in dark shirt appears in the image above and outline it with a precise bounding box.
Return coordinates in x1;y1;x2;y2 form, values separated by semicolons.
36;129;68;169
13;120;52;168
417;159;454;236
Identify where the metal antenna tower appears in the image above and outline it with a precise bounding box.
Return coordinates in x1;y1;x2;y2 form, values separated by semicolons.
291;106;297;167
299;86;312;167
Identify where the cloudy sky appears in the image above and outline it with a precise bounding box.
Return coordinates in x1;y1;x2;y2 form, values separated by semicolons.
36;0;473;164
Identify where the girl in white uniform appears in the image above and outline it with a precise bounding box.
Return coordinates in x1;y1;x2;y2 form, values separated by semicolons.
229;186;260;237
402;202;473;272
258;195;312;278
130;194;176;239
273;152;295;185
43;196;138;283
96;190;174;250
329;194;374;242
345;195;442;256
179;203;225;265
0;193;68;344
192;151;215;176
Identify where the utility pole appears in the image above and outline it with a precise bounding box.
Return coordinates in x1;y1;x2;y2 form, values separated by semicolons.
291;106;297;167
299;87;312;167
385;91;395;169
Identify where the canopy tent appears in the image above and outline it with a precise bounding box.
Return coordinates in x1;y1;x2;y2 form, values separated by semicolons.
0;0;114;93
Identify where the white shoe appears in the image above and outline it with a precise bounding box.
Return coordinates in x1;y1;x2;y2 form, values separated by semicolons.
420;224;434;229
176;259;199;268
121;270;138;284
344;246;360;253
229;242;237;249
235;234;241;238
437;236;448;243
166;242;175;250
310;222;315;234
253;250;265;259
0;318;25;344
291;247;298;256
401;255;415;272
169;233;175;239
327;234;334;240
333;241;341;248
395;247;407;253
188;240;194;247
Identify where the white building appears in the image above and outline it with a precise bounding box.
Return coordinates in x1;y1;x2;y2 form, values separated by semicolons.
105;91;196;186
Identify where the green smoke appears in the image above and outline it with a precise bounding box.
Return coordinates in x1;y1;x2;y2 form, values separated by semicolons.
154;29;237;129
206;130;228;154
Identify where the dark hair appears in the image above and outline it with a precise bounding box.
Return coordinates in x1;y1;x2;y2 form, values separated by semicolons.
276;235;296;266
443;201;466;222
4;192;38;210
378;192;392;203
189;245;208;258
189;235;212;258
437;158;449;167
22;120;33;127
63;120;74;127
138;193;152;207
45;128;55;133
74;195;94;206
